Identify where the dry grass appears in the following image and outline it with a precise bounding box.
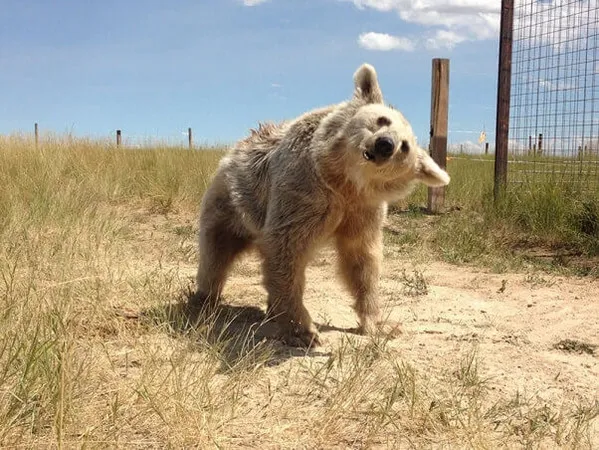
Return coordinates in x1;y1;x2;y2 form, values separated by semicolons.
387;155;599;275
0;135;597;448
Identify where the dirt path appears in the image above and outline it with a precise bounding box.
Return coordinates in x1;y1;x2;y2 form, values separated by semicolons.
219;244;599;409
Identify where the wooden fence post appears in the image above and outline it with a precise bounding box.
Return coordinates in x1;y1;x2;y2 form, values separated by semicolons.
528;135;532;153
494;0;514;201
34;123;39;149
116;129;122;147
188;127;193;149
427;58;450;214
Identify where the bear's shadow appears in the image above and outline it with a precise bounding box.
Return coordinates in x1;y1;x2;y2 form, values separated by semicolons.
141;291;356;372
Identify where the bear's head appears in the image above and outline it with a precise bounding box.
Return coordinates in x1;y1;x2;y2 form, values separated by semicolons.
338;63;450;195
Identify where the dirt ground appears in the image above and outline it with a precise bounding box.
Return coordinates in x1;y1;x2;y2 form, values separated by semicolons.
217;242;599;400
119;209;599;447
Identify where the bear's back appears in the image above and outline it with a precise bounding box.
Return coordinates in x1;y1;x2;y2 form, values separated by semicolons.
224;105;337;234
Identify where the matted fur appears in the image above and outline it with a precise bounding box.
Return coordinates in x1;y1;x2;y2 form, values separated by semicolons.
192;63;450;347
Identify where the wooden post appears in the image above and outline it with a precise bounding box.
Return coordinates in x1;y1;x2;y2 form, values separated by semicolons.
427;58;450;214
528;135;532;153
537;133;543;155
188;127;193;149
494;0;514;201
34;123;39;149
485;142;489;155
116;129;122;147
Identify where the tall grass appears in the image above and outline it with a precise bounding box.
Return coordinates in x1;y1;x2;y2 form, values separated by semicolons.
0;134;597;447
0;134;224;446
0;133;222;220
392;154;599;273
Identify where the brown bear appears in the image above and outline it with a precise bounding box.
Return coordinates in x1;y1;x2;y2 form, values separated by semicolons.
192;63;450;347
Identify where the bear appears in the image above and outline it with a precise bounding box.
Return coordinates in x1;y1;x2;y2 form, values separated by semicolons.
191;63;450;347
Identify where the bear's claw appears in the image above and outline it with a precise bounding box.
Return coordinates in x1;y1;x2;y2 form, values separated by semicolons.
358;320;403;340
280;328;322;348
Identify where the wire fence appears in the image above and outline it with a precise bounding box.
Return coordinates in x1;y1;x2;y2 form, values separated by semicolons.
508;0;599;189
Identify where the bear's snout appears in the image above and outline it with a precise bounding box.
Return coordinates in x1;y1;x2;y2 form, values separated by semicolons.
364;136;395;164
374;136;394;158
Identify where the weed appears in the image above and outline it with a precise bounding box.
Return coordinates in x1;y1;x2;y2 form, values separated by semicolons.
553;338;597;355
399;269;429;296
524;272;556;287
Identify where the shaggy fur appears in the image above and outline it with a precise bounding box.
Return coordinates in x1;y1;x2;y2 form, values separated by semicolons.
192;63;450;347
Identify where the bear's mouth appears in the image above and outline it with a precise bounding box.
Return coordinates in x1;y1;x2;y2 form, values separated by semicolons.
363;150;374;162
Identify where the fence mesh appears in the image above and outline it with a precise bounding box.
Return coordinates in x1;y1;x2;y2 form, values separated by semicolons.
509;0;599;190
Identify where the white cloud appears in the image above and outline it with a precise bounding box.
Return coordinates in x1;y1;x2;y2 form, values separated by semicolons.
514;0;598;51
358;32;416;51
347;0;501;49
242;0;597;54
539;78;576;91
426;29;468;49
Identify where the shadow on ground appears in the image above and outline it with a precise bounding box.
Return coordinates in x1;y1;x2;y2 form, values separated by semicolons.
138;290;344;372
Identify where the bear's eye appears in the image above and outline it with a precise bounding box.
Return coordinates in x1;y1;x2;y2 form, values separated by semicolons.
400;140;410;153
376;116;391;127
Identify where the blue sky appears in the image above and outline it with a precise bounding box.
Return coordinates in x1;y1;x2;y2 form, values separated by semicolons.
0;0;502;148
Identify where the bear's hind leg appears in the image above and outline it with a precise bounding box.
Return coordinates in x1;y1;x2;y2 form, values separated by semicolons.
192;186;252;312
193;229;250;307
193;224;250;312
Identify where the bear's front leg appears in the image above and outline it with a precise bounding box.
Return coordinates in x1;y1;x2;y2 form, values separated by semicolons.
336;220;402;339
260;233;322;348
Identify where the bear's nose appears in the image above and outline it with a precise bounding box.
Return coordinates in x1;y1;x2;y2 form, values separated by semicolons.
373;136;395;159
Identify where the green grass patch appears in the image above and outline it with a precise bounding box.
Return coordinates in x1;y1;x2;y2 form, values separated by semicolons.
389;154;599;275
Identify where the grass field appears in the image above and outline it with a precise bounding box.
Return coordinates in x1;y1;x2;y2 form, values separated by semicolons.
1;134;598;448
393;153;599;274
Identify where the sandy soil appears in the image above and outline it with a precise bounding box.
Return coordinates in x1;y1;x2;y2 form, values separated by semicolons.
118;209;599;446
216;244;599;402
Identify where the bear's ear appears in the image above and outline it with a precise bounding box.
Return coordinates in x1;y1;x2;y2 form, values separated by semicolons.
416;148;451;187
353;63;384;104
